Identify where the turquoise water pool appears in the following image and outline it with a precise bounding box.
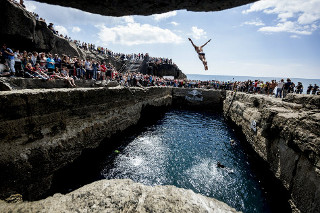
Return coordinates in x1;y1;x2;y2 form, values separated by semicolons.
101;110;286;212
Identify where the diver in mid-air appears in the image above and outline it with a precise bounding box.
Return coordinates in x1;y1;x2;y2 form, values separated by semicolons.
188;38;211;70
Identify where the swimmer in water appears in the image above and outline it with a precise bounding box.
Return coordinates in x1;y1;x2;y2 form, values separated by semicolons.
188;38;211;70
217;161;225;168
230;139;235;146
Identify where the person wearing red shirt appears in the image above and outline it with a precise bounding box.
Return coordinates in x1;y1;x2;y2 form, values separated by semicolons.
100;61;107;80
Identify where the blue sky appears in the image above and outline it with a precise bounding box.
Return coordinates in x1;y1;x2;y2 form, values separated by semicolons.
25;0;320;79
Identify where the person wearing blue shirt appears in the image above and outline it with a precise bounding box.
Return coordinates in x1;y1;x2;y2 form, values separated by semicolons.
1;44;15;76
46;53;55;73
54;54;61;70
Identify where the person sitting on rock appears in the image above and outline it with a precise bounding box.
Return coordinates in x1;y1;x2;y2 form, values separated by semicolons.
33;63;49;80
48;23;57;35
51;67;63;79
60;66;76;87
24;62;35;78
188;38;211;70
20;0;26;8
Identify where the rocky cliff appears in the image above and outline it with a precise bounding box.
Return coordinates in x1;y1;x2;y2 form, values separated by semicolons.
0;0;187;78
0;0;84;57
172;88;225;110
33;0;257;16
223;92;320;213
0;87;172;200
146;63;187;79
0;179;240;213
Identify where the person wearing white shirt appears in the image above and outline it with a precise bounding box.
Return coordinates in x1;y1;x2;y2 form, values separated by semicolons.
276;79;284;98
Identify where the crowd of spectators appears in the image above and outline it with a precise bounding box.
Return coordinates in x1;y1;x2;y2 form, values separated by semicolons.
9;0;25;8
1;42;319;96
0;43;176;88
7;0;177;68
181;79;319;96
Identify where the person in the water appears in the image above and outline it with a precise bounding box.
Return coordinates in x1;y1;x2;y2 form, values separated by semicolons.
217;161;225;168
188;38;211;70
230;139;236;146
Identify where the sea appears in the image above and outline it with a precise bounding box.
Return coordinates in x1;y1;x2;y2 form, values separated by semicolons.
187;74;320;94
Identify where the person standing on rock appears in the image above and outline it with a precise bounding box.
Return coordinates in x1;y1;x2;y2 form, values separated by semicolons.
46;53;55;74
1;44;15;76
188;38;211;70
276;79;284;98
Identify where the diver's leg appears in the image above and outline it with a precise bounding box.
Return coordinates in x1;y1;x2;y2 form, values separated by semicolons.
202;56;208;70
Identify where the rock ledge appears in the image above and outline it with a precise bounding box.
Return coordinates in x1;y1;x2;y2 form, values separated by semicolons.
0;179;240;213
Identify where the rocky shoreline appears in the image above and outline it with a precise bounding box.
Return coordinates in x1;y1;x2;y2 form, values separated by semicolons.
0;87;319;212
0;179;240;213
0;87;173;200
223;91;320;212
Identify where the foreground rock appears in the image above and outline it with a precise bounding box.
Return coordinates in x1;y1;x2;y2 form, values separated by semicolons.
0;86;225;200
0;87;172;200
223;92;320;213
0;179;240;213
34;0;257;16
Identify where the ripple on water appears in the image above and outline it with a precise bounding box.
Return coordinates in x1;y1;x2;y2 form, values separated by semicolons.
101;110;272;213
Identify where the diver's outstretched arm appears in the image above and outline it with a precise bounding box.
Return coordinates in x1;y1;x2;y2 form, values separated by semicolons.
188;38;196;48
201;39;211;48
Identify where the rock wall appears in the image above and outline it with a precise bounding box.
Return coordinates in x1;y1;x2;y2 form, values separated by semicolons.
146;63;187;79
173;88;225;110
34;0;257;16
0;0;84;57
0;0;188;78
0;87;172;200
223;91;320;213
0;179;240;213
0;77;119;90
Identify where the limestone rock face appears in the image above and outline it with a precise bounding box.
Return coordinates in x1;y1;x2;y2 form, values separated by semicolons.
0;179;240;213
173;88;225;110
0;87;172;200
223;92;320;213
146;63;187;79
33;0;257;16
0;0;84;57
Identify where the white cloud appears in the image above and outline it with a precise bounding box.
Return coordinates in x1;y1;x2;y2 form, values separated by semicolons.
258;21;313;35
55;25;68;36
171;21;179;26
290;35;300;39
72;26;81;33
243;0;320;35
243;19;265;26
24;1;36;12
190;26;207;40
153;11;177;21
123;16;134;23
96;22;183;46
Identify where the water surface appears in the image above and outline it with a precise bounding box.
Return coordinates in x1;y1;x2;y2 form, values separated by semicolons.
102;110;277;212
